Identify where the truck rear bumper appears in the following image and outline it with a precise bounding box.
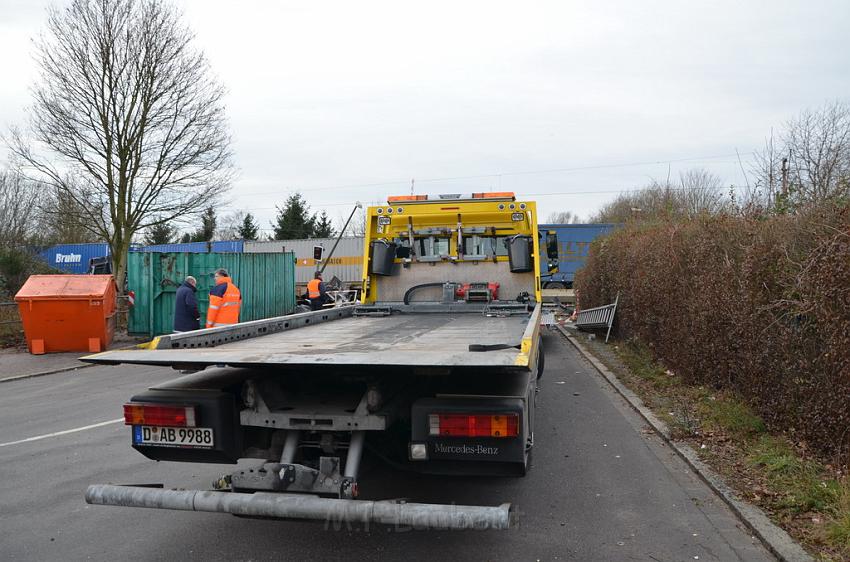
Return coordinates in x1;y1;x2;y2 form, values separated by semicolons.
85;484;512;530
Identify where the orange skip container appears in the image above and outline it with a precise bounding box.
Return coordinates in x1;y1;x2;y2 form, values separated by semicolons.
15;275;117;354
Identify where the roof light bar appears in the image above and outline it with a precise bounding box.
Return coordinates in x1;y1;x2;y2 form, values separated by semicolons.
472;192;516;199
387;195;428;202
385;192;516;204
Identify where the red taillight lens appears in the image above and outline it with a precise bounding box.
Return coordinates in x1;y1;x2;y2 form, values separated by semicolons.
428;413;519;438
123;403;196;427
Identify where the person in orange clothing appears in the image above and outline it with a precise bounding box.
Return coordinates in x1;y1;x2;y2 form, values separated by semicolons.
306;270;328;311
206;268;241;328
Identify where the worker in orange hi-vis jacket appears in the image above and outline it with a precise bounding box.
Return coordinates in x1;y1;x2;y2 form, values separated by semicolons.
206;268;241;328
306;270;328;311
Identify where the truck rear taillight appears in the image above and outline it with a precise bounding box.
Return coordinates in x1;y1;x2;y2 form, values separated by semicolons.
428;413;519;438
123;403;197;427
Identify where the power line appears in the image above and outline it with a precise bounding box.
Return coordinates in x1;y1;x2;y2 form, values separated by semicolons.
222;183;756;215
231;152;755;198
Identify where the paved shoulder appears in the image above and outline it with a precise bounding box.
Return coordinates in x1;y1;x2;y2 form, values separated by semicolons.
530;332;772;560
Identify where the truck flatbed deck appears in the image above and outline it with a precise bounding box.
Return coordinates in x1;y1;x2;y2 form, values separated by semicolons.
84;306;541;371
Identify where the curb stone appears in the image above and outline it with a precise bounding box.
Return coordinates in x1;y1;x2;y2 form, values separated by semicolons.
0;343;140;384
555;325;813;562
0;362;96;383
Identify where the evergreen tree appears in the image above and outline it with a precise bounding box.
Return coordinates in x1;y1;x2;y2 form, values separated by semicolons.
272;193;315;239
190;206;217;242
143;220;178;245
313;210;335;238
238;213;260;240
180;232;191;243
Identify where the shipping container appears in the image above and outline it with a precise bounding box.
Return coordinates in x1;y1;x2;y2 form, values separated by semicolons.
127;251;295;337
36;243;111;275
244;237;364;285
132;240;243;253
539;223;619;287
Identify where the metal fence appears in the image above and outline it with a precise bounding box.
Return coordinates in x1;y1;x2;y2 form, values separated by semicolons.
575;293;619;342
0;302;21;326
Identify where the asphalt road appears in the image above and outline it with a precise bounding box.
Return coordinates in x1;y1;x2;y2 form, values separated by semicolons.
0;332;773;561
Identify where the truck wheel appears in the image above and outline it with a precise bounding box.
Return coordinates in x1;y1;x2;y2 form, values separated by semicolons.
519;382;536;476
536;339;544;380
518;447;532;476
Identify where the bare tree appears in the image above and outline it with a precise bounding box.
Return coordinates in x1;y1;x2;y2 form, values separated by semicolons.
591;168;729;223
752;101;850;209
336;207;367;237
36;185;101;244
9;0;233;292
217;209;246;240
0;170;40;247
746;131;780;212
545;210;581;224
784;101;850;203
678;168;728;217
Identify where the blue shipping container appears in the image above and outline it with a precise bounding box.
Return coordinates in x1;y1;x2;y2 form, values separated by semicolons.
37;243;111;275
211;240;244;253
133;240;243;253
539;224;619;287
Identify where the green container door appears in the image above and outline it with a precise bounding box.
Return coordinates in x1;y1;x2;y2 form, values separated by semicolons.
128;252;295;337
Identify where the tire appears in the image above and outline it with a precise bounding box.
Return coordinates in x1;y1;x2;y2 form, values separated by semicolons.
536;338;545;380
517;446;532;476
519;383;536;476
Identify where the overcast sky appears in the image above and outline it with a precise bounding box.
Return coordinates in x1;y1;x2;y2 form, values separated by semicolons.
1;0;849;233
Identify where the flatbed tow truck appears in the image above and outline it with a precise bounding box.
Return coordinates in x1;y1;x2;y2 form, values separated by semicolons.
83;192;551;530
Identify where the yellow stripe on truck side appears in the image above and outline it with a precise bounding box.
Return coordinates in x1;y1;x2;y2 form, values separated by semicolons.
514;304;542;368
136;336;161;350
295;256;362;267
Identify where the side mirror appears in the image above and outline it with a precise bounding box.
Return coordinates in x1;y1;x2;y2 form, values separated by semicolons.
546;232;558;260
313;245;324;261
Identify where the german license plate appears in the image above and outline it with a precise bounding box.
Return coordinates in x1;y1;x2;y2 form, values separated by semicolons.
133;425;214;448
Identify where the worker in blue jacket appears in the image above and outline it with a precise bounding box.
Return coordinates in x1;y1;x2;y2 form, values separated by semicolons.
173;276;200;332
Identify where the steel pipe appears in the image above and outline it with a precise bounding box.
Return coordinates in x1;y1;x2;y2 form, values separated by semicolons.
85;485;511;530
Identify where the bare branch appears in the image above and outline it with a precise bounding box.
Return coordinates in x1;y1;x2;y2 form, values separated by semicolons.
6;0;233;291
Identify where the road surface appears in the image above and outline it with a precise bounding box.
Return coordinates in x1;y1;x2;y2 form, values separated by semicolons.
0;332;772;561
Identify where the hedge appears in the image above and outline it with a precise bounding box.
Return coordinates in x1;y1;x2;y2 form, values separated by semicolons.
575;204;850;461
